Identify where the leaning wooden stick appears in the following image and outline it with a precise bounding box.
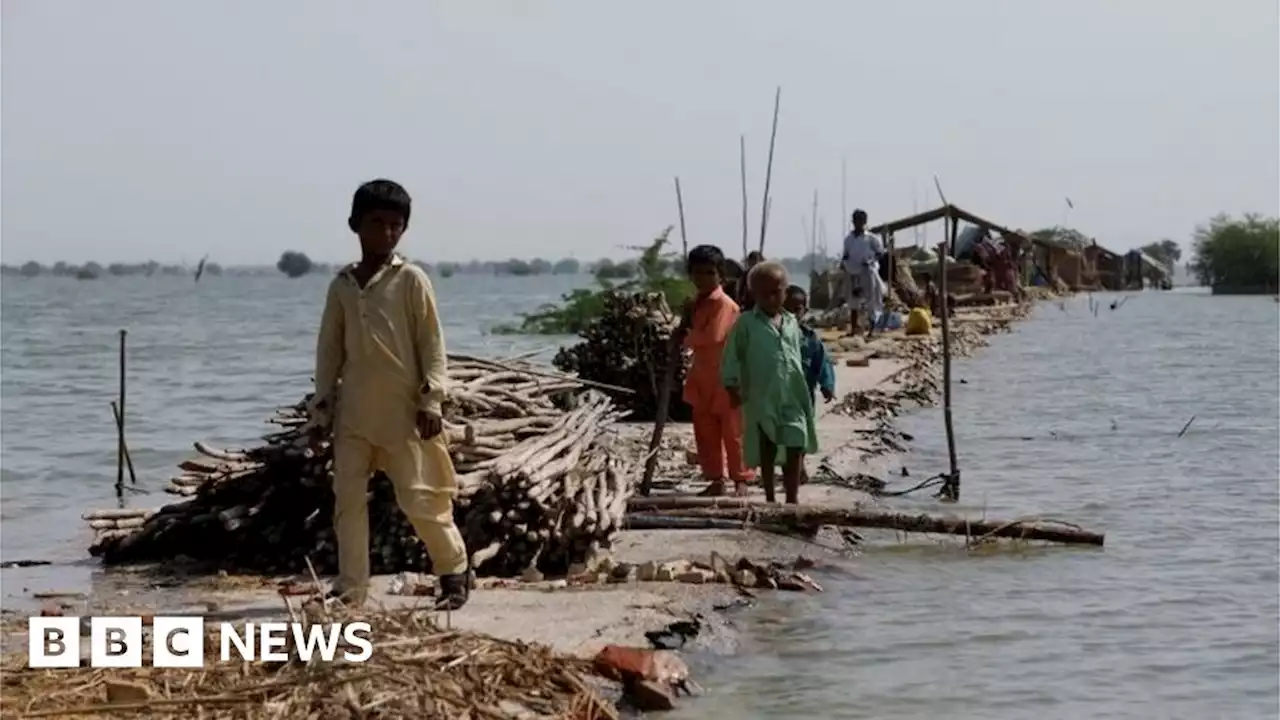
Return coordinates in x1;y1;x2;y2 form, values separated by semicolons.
110;402;138;487
757;86;781;255
639;319;690;497
674;176;688;260
1176;415;1196;438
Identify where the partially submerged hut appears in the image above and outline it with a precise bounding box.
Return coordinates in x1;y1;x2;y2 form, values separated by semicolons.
1083;243;1125;291
1027;234;1092;291
1123;250;1171;290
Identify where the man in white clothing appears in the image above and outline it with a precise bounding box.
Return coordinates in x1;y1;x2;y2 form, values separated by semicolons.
841;209;885;338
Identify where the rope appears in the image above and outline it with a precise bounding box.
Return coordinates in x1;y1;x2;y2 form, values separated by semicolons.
873;473;948;497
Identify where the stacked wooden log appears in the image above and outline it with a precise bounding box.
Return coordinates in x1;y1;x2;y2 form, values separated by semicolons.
86;356;637;578
553;291;689;422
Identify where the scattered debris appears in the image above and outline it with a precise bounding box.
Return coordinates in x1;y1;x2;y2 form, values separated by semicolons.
1177;415;1197;438
0;560;52;569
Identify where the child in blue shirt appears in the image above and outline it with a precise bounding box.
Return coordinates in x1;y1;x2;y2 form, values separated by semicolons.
784;286;835;406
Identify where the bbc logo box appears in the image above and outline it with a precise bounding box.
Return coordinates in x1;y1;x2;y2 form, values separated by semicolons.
29;616;373;668
29;616;207;669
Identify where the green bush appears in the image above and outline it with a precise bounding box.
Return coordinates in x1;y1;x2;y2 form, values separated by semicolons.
495;227;694;335
1191;214;1279;292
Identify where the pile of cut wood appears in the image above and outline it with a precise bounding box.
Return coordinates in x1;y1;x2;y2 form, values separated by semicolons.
86;355;635;578
553;291;689;422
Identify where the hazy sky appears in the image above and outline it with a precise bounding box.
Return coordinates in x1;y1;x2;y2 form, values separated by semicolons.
3;1;1277;265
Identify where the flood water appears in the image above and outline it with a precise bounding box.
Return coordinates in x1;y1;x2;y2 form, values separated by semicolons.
2;275;1278;719
679;290;1280;720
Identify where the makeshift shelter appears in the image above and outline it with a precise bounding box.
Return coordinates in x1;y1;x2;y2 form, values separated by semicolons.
868;203;1030;300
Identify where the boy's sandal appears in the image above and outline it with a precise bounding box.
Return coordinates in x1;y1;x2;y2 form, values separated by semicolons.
698;480;727;497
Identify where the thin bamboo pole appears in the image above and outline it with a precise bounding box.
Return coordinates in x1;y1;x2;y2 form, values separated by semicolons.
764;196;773;249
939;210;960;501
740;135;749;261
809;189;818;271
674;176;688;259
757;87;781;255
110;402;138;486
841;156;847;232
116;329;127;498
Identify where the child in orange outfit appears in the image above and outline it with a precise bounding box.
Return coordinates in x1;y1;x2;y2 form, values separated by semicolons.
679;245;752;497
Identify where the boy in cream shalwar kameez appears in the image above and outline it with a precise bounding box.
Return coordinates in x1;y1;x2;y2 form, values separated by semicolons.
310;179;470;609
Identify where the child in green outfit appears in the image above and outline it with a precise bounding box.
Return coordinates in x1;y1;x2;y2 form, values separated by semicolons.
721;262;819;504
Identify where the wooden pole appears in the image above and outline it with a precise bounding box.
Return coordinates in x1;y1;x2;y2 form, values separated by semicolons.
110;402;138;486
939;211;960;501
886;230;896;308
674;176;688;260
116;329;127;498
757;86;781;255
639;318;691;497
763;196;773;249
624;501;1105;546
912;183;921;247
841;156;847;233
809;189;818;270
740;135;749;261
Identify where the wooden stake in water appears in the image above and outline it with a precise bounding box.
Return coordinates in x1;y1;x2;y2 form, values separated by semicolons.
111;401;138;486
757;86;781;255
674;176;688;260
740;135;749;261
117;329;128;498
938;213;960;501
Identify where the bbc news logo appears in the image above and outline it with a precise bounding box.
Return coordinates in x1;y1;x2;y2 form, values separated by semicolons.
28;616;373;668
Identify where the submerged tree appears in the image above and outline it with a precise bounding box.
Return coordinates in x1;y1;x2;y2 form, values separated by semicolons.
1190;214;1279;293
1139;239;1182;270
276;251;313;278
552;258;580;275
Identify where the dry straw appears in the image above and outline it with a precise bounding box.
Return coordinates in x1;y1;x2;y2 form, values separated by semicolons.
4;598;619;719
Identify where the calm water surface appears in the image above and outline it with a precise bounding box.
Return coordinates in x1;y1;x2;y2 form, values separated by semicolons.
2;276;1277;719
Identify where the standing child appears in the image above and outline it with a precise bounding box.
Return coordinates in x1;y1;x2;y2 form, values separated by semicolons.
722;262;818;504
678;245;751;497
783;286;836;407
310;179;470;609
783;285;834;486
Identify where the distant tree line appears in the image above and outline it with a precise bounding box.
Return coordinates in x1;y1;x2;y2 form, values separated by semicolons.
3;250;837;282
267;251;832;281
0;260;223;278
